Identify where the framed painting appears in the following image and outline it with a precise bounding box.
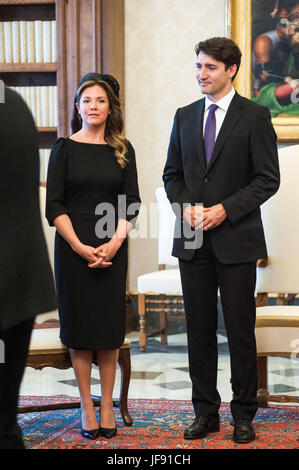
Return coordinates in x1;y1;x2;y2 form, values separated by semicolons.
227;0;299;142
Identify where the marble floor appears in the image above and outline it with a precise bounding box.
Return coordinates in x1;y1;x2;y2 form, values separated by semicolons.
20;331;299;406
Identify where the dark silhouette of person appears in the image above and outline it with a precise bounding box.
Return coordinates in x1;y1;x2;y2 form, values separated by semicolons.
0;86;57;449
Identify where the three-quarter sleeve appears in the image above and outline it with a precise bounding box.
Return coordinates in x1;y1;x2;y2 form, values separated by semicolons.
119;142;141;226
46;138;70;226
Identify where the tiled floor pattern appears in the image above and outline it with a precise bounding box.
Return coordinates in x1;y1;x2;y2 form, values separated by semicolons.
20;331;299;406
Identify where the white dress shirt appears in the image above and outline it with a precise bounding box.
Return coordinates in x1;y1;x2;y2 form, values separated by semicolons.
203;88;235;139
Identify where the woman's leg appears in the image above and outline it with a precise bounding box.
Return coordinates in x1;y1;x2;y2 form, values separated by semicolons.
69;349;98;430
97;349;118;428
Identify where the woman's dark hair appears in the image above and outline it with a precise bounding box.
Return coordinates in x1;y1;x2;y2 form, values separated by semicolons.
195;37;242;80
71;78;128;168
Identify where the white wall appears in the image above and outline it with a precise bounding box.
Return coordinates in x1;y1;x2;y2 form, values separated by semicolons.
125;0;228;290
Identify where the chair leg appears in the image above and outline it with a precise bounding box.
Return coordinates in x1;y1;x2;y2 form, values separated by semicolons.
257;355;269;407
138;293;146;352
160;312;168;345
117;347;133;426
159;294;168;346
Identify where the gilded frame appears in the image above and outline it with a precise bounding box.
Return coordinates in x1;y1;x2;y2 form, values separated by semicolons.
227;0;299;142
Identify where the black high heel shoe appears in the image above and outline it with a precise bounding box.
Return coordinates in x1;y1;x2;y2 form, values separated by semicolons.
99;410;117;439
99;425;117;439
81;427;100;440
80;412;100;440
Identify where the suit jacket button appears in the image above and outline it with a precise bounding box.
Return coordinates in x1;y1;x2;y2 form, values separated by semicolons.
204;178;208;183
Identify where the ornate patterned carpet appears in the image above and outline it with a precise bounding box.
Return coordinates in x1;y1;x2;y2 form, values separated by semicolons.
18;396;299;450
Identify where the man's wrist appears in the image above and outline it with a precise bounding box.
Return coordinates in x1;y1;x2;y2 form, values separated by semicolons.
219;203;227;216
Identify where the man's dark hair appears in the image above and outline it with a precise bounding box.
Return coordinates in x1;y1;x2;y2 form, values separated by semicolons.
195;37;242;80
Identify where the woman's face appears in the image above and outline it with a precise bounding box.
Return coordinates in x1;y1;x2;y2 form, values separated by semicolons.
77;84;110;128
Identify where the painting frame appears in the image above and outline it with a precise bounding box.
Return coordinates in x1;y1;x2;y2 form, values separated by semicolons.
227;0;299;142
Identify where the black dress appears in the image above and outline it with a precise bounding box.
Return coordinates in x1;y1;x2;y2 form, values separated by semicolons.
46;137;140;350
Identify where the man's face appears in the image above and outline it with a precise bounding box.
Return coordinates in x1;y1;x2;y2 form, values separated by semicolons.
287;20;299;51
277;4;299;50
195;52;237;101
277;8;289;38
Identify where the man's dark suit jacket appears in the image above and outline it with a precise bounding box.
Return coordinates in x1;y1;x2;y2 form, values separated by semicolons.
163;92;280;264
0;87;57;331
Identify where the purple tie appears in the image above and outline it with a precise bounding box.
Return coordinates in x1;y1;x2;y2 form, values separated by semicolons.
204;104;218;165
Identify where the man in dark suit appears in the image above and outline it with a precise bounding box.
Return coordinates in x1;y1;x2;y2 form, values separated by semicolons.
163;37;280;443
0;86;57;449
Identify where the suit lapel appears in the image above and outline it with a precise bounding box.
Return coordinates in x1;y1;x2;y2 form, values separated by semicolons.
205;92;245;174
191;98;206;171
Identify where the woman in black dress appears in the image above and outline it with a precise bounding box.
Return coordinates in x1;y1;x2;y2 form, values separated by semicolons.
46;73;140;439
